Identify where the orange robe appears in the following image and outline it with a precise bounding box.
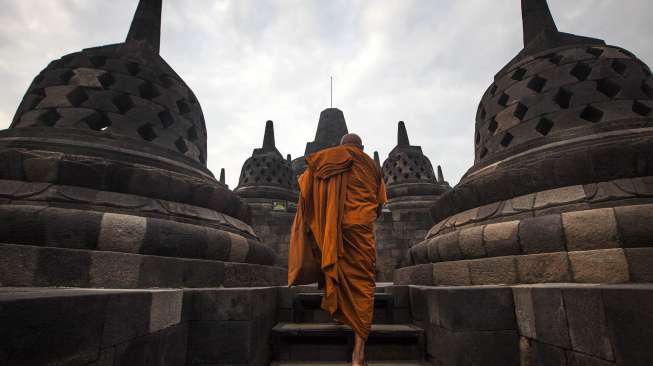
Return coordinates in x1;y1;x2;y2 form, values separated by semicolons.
288;144;387;339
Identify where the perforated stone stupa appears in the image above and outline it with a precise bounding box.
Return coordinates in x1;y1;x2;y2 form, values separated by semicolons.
382;121;451;210
399;0;653;288
235;120;298;267
374;121;451;281
0;0;282;289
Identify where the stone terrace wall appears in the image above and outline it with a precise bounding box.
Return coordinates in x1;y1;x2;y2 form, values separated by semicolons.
248;202;295;268
409;283;653;366
374;208;433;282
2;284;652;365
0;287;278;366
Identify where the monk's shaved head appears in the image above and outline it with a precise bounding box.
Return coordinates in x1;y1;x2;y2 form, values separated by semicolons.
340;133;363;150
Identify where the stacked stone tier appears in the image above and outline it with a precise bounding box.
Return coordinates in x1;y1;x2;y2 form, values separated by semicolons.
399;176;653;286
432;122;653;223
0;148;248;221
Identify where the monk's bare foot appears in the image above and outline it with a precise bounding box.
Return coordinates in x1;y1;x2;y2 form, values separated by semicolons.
352;334;366;366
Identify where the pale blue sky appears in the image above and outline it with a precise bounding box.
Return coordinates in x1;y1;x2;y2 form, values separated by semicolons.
1;0;651;187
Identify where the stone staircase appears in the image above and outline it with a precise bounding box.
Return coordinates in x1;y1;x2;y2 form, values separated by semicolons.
271;290;426;365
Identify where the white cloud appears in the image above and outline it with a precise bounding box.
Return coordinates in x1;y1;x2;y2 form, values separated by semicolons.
1;0;652;188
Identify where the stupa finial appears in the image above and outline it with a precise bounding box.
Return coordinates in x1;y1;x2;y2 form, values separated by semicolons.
374;151;381;170
397;121;410;147
437;165;445;183
521;0;558;47
262;120;275;150
219;168;226;184
126;0;162;53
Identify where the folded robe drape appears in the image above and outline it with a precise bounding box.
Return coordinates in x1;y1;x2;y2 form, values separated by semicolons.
288;145;386;339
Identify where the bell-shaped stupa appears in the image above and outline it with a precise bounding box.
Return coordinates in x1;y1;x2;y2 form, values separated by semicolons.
0;0;283;289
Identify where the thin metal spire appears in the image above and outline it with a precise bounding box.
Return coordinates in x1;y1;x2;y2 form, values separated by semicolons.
330;76;333;108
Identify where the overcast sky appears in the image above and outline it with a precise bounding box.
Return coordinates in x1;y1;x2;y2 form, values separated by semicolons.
1;0;652;188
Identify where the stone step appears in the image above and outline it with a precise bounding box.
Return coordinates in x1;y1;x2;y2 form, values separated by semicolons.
271;362;428;365
292;293;395;324
271;323;424;362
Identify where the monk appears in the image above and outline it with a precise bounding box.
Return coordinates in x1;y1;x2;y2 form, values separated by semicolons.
288;133;387;366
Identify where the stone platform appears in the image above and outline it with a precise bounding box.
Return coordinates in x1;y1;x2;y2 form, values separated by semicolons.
2;283;652;365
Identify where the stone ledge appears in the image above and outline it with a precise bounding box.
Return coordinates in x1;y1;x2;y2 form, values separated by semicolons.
0;179;257;238
0;243;285;289
0;203;275;265
0;145;250;221
397;248;653;286
412;203;653;268
427;176;653;239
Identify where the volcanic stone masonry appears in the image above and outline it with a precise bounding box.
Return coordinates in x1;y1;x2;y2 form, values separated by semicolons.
374;121;451;281
395;0;653;363
234;120;298;267
2;0;653;365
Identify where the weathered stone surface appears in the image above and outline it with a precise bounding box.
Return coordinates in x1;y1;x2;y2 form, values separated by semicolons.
483;221;520;257
517;252;571;283
43;207;103;250
429;326;519;366
409;241;430;265
469;256;518;285
512;288;536;339
0;205;46;247
563;288;615;361
566;351;616;366
142;218;208;260
113;323;188;366
182;259;225;288
0;290;108;366
533;185;586;209
437;287;516;331
0;243;38;286
23;154;61;182
190;289;259;321
437;232;462;261
35;246;91;287
97;213;146;254
394;264;434;286
187;321;250;363
615;204;653;248
563;208;620;251
223;262;285;287
531;287;571;348
569;249;630;283
409;286;428;321
520;337;568;366
625;248;653;282
458;226;486;259
138;256;185;288
89;250;141;288
433;261;471;286
102;292;151;347
519;215;566;254
149;290;183;333
602;286;653;366
228;232;250;262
